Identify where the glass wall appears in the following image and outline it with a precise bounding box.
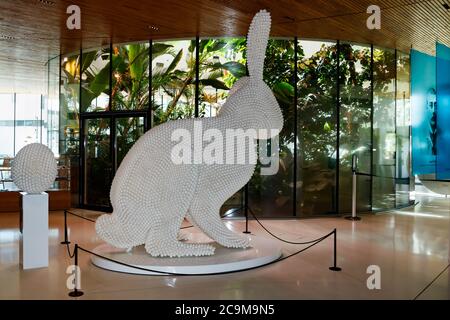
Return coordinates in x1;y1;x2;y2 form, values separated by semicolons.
0;92;53;191
60;53;80;155
396;51;411;206
0;94;14;190
338;43;372;213
81;48;110;112
0;93;44;156
198;38;246;118
372;48;396;210
60;52;81;203
297;40;338;216
15;94;42;152
0;94;15;158
151;40;196;125
53;38;412;215
112;42;150;111
47;56;59;155
249;39;295;217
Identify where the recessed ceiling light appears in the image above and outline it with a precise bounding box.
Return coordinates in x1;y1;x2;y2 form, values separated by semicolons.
0;35;15;40
148;25;159;31
37;0;56;5
443;3;450;10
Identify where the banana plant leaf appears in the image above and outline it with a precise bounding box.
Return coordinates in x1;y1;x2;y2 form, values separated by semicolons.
207;40;227;53
221;61;246;78
152;43;174;59
198;79;229;90
166;49;183;74
128;44;148;80
80;61;111;110
80;51;97;74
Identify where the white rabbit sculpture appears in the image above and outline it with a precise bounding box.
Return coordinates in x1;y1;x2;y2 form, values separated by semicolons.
96;9;283;257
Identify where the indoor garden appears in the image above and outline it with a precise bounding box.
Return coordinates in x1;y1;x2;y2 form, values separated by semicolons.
51;37;411;216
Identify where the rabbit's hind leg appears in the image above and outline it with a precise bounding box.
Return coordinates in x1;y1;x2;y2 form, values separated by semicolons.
188;202;250;249
96;213;143;250
144;213;215;257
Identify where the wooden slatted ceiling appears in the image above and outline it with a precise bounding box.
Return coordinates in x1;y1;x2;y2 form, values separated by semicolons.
0;0;449;93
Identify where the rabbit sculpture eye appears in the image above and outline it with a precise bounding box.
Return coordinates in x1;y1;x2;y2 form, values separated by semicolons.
95;9;283;257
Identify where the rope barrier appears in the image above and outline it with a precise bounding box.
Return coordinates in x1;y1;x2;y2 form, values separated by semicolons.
75;230;333;277
65;242;75;258
247;206;334;245
62;206;342;297
65;210;96;223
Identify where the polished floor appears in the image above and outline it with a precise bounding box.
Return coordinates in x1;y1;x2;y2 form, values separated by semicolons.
0;195;449;300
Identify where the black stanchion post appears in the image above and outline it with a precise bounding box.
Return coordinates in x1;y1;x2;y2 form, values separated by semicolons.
346;154;361;221
61;210;70;245
329;229;342;271
243;184;250;234
69;244;84;297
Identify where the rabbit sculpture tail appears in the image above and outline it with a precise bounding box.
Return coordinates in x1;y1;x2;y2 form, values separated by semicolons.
95;9;283;257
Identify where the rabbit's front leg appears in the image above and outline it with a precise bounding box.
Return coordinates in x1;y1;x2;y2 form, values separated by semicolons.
188;202;250;249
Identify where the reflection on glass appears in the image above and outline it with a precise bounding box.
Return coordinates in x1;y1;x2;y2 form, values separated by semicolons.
297;40;337;216
112;42;150;111
48;57;60;155
0;94;15;157
61;53;81;203
60;53;81;156
115;117;145;168
372;48;396;210
15;94;41;153
84;118;112;207
198;38;247;118
339;43;372;213
248;39;295;217
396;51;411;206
81;48;111;112
152;40;196;125
46;56;60;155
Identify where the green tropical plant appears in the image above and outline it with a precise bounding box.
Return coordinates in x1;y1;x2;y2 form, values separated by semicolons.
59;39;405;213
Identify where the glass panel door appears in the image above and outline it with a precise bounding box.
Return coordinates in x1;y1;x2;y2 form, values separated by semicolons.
83;117;113;208
338;43;372;213
115;116;145;169
82;115;146;209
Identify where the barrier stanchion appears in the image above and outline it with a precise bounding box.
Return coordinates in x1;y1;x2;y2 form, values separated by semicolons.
346;154;361;221
60;210;71;245
328;228;342;271
62;204;341;296
68;244;84;297
243;184;251;234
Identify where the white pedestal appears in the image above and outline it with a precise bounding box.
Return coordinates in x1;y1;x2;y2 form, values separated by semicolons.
19;192;49;269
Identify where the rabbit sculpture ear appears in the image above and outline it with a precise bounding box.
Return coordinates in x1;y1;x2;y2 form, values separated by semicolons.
246;9;271;80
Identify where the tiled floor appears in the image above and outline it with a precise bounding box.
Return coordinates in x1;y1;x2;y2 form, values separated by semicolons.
0;195;449;299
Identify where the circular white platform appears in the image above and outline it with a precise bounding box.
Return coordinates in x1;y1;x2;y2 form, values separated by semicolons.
91;235;282;275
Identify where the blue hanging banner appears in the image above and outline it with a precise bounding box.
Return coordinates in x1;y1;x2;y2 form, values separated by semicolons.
411;49;436;175
436;43;450;179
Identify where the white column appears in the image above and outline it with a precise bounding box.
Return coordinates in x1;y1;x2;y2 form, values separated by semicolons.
19;192;49;269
